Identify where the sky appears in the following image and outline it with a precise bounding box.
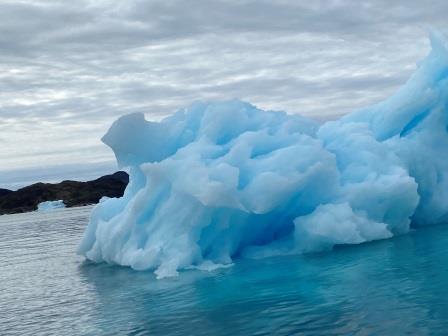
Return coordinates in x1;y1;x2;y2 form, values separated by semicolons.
1;0;448;189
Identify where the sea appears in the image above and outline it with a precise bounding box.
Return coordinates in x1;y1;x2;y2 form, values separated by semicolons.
1;206;447;335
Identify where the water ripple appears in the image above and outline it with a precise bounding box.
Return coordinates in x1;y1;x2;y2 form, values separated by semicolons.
1;207;448;335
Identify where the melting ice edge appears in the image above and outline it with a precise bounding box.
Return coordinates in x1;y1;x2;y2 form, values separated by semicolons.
79;33;448;278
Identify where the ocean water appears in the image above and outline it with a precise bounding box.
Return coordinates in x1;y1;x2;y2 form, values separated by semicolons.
1;207;448;336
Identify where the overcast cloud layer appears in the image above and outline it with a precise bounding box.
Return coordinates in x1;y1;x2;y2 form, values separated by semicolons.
1;0;447;189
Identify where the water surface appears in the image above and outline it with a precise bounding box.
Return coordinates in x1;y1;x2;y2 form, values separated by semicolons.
1;207;447;335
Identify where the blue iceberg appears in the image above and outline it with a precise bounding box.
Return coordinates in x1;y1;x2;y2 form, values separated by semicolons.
38;200;66;212
78;33;448;278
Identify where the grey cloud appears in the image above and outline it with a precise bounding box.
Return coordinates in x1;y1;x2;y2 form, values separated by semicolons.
0;160;117;190
0;0;447;187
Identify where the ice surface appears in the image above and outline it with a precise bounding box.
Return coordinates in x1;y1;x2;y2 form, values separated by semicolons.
38;200;66;212
78;33;448;278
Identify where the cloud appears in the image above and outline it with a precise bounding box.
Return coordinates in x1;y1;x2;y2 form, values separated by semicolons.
1;0;447;186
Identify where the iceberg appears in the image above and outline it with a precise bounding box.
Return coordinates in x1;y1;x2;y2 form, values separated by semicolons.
78;32;448;278
38;200;66;212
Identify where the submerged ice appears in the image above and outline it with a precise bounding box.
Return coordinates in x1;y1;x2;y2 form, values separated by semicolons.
78;33;448;278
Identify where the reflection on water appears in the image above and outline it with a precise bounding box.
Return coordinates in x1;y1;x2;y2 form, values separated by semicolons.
1;207;448;335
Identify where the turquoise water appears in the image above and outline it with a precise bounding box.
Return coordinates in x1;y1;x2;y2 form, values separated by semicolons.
1;207;448;335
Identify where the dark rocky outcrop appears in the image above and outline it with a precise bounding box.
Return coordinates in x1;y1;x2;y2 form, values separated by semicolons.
0;189;13;197
0;171;129;215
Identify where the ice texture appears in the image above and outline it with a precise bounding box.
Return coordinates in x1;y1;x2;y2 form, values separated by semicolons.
38;200;66;212
78;33;448;278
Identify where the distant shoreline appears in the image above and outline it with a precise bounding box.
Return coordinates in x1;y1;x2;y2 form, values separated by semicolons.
0;171;129;215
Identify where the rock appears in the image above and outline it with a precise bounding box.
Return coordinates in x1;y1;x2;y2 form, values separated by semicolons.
0;189;13;197
0;171;129;215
